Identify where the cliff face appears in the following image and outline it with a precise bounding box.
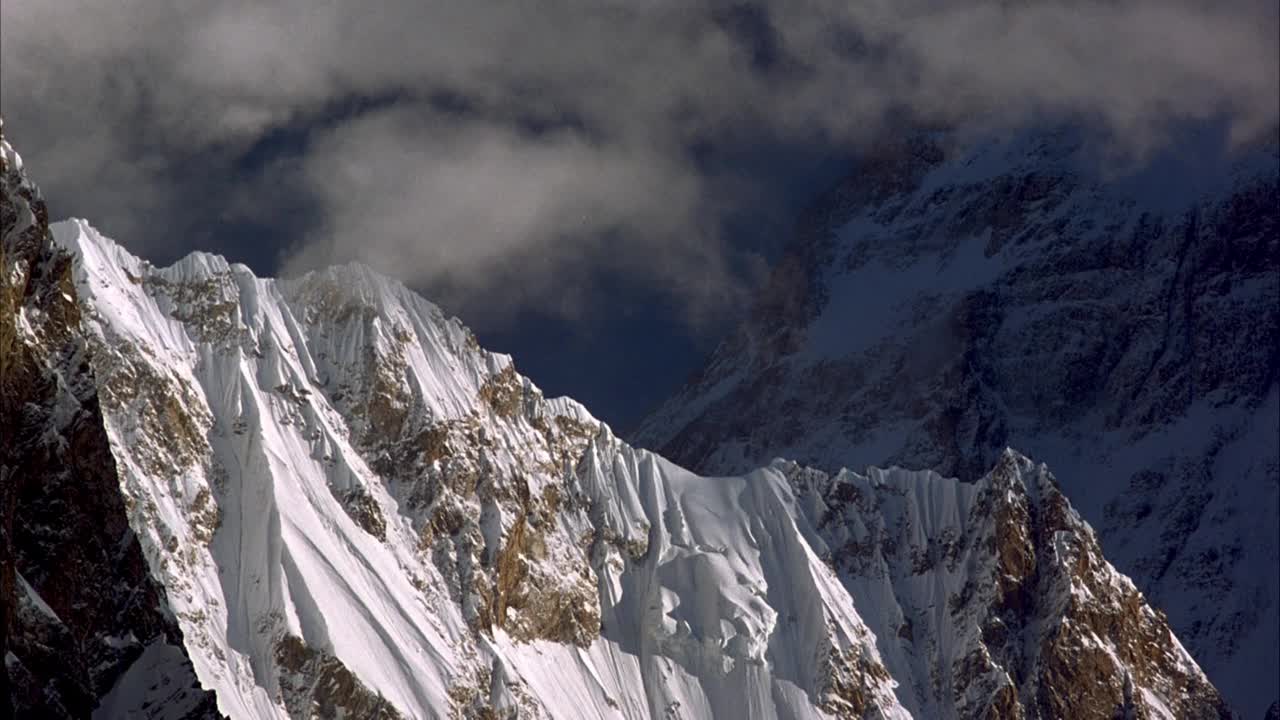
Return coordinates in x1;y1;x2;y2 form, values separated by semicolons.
21;213;1225;719
1;125;1239;719
633;126;1280;717
787;450;1229;719
1;127;220;718
42;216;907;719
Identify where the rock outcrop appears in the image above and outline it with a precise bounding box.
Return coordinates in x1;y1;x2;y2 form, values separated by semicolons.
1;122;220;719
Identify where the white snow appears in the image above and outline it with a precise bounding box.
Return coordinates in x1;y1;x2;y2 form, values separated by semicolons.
49;220;913;718
16;573;61;623
94;640;210;720
44;216;1228;719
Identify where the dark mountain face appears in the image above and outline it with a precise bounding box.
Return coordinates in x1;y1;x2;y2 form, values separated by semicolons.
634;127;1280;717
2;125;220;719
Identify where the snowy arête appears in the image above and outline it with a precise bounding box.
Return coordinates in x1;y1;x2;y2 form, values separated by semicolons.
2;126;1241;719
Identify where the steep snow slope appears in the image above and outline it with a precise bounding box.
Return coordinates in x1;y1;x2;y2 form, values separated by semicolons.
28;212;1228;718
49;218;907;718
633;127;1280;717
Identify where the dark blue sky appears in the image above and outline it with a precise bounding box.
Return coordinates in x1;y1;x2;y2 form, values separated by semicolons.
122;112;853;433
442;138;852;432
6;1;1273;432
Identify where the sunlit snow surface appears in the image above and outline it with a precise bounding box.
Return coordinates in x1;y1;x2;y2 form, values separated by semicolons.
51;219;1219;719
51;220;909;718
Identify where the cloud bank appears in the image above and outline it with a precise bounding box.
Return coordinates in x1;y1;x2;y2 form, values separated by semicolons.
2;0;1276;324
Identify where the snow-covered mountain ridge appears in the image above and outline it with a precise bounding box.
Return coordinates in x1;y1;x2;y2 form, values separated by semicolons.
4;128;1232;718
633;126;1279;717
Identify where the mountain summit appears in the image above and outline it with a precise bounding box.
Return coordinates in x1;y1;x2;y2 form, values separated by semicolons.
3;128;1236;718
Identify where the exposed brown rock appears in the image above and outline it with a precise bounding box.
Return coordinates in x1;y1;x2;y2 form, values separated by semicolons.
340;487;388;541
189;487;222;545
275;635;404;720
790;453;1231;719
478;365;525;419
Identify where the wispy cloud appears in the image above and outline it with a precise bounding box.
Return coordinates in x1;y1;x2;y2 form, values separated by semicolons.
3;0;1276;325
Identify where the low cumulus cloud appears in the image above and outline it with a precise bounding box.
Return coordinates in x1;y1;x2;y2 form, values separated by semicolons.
2;0;1276;324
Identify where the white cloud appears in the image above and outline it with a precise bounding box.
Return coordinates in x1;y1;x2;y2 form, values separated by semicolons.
2;0;1276;324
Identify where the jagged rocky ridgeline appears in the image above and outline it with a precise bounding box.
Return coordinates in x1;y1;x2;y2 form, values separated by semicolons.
2;126;1233;718
634;127;1280;718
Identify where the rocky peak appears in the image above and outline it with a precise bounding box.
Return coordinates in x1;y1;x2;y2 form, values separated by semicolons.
26;214;1227;718
46;218;911;717
1;126;1244;718
787;449;1229;718
633;125;1279;717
